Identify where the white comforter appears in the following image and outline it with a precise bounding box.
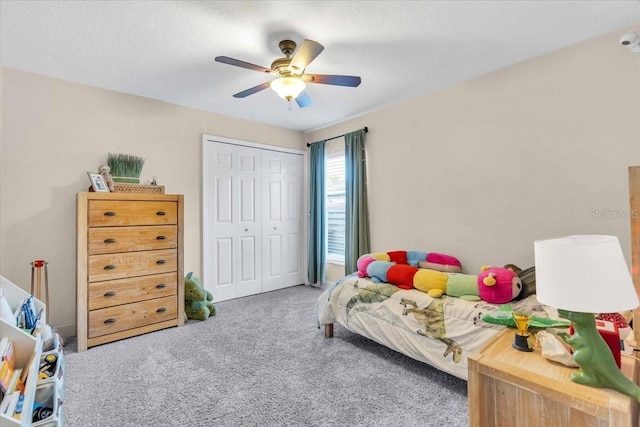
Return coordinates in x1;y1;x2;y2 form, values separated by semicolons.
317;274;547;380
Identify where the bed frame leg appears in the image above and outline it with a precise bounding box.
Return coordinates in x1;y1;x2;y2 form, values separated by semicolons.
324;323;334;338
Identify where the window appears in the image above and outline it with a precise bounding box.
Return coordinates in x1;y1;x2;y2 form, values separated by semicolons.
326;152;345;263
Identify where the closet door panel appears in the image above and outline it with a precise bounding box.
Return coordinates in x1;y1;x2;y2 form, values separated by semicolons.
204;142;262;302
287;232;301;275
262;151;305;292
216;176;232;223
266;234;283;279
215;238;233;287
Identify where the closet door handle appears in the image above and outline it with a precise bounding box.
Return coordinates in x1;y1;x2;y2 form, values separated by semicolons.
104;318;117;324
104;291;117;297
156;236;166;240
156;307;167;313
156;283;167;289
104;265;116;270
156;260;166;265
103;238;116;244
104;211;116;217
156;211;166;216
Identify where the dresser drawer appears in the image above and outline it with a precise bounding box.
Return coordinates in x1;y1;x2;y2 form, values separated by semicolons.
88;249;177;282
88;272;178;310
88;200;177;226
88;225;177;255
88;295;177;338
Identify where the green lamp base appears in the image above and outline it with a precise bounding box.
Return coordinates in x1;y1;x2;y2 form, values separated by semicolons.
557;309;640;401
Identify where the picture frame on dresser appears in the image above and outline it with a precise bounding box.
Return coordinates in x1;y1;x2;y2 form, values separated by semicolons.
87;172;109;193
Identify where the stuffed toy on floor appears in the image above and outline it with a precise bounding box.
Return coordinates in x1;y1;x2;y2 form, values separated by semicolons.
184;272;217;321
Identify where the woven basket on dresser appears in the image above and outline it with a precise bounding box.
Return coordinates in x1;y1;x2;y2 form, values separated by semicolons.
89;183;165;194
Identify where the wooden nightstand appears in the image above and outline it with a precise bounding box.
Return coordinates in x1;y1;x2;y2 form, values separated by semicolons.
468;330;639;427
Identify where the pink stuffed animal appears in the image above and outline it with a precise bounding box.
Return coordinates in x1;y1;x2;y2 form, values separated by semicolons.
478;266;522;304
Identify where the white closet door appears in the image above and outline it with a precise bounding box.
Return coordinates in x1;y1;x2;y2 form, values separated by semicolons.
262;150;305;292
203;142;262;302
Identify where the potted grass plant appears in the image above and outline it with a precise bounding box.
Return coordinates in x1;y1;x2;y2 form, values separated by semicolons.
107;153;145;184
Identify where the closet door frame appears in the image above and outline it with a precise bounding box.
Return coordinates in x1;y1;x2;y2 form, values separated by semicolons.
202;134;308;302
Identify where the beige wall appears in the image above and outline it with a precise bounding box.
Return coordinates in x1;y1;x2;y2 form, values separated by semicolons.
309;26;640;279
0;67;305;336
3;25;639;335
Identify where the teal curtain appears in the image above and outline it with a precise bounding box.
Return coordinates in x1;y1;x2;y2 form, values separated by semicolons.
307;140;326;285
345;129;370;274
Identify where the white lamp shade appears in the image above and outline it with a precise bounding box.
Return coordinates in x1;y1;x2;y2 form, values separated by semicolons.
270;77;305;100
534;235;639;313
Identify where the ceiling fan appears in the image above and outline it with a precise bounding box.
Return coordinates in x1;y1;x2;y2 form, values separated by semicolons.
215;39;361;108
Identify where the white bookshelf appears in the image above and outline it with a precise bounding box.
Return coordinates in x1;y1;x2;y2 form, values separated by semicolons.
0;276;45;427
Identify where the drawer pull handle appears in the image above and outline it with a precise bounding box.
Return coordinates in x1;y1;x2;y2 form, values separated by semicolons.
156;283;167;289
104;265;116;270
104;318;117;324
104;211;116;216
103;238;116;244
104;291;117;297
156;307;167;313
156;260;166;265
156;211;166;216
156;236;166;240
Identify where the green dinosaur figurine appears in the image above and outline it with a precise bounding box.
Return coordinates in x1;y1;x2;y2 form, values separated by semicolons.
556;309;640;400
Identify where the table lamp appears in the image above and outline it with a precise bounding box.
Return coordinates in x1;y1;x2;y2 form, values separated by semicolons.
534;235;640;400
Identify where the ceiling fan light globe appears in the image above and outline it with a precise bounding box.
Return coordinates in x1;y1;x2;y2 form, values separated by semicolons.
271;77;306;100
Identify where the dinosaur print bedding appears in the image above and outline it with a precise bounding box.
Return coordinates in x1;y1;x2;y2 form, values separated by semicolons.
316;274;548;380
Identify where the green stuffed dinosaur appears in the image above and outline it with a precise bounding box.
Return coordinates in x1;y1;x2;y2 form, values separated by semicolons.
184;272;217;321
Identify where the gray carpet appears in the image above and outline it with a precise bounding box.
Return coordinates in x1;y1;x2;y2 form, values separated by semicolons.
62;285;468;426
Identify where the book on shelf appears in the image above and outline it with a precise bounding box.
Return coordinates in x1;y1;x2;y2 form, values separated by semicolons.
1;339;15;366
0;390;12;414
3;390;21;417
17;296;38;330
0;341;16;394
0;337;8;357
5;369;24;396
20;349;37;384
11;393;25;420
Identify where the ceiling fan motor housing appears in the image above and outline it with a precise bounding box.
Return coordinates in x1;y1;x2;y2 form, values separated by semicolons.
279;40;297;56
271;57;294;76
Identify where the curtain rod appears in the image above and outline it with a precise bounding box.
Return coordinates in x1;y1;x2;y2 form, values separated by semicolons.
306;126;368;147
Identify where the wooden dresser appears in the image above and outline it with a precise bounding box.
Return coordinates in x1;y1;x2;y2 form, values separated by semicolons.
76;192;184;352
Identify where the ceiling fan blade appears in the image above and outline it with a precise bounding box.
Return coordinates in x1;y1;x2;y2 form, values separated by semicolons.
303;74;361;87
215;56;271;74
295;91;312;108
233;81;272;98
289;39;324;73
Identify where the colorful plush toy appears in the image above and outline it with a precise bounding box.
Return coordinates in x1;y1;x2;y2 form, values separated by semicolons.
478;266;523;304
362;260;522;304
184;272;217;321
356;250;462;278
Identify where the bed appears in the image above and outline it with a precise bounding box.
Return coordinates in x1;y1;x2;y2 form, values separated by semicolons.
317;273;549;380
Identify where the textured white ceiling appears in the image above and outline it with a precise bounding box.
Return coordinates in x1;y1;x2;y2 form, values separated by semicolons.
1;1;639;132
